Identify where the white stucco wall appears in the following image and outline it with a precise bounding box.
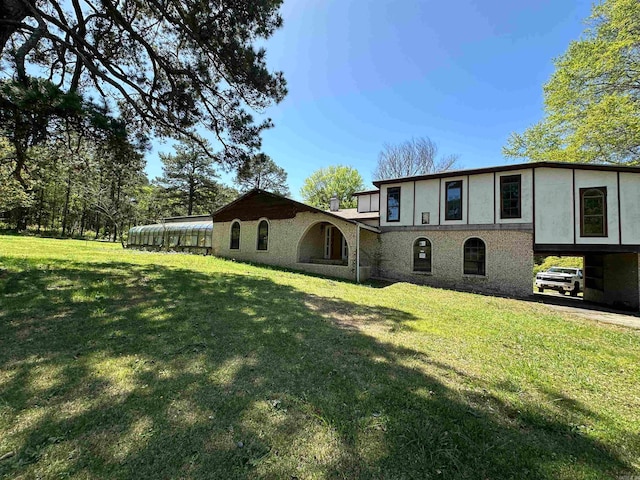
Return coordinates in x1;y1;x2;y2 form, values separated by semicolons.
620;173;640;244
356;193;380;213
413;179;440;225
534;168;574;244
468;173;494;224
357;195;370;213
371;193;380;211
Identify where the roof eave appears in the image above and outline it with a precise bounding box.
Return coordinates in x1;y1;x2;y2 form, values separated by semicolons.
372;161;640;187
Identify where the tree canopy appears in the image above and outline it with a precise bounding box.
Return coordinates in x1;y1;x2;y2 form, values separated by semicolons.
234;153;289;196
300;165;364;210
155;138;234;216
503;0;640;165
0;0;287;165
373;137;459;180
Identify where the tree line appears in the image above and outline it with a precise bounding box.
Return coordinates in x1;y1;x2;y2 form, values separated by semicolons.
0;133;290;243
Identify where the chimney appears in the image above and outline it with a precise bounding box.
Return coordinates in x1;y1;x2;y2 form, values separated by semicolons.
329;193;340;212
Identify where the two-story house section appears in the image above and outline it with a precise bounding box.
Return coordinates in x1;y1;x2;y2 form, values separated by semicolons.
367;161;640;310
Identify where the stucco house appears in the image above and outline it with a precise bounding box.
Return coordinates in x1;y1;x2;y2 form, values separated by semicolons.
129;161;640;311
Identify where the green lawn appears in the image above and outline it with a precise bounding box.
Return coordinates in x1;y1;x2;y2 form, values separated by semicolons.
0;236;638;479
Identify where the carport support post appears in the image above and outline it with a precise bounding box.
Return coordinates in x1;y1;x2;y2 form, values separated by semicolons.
356;224;361;283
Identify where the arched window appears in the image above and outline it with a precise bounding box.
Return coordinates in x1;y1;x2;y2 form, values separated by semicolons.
580;187;607;237
257;220;269;250
413;237;432;273
464;238;486;276
230;221;240;249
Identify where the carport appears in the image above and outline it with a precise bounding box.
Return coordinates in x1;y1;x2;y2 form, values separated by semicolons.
535;245;640;312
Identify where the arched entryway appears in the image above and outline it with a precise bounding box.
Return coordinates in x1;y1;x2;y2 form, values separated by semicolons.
298;221;349;265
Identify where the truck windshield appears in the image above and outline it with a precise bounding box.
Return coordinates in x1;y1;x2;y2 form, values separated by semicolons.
548;267;577;275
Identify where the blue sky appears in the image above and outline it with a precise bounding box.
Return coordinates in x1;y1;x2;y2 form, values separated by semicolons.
145;0;593;199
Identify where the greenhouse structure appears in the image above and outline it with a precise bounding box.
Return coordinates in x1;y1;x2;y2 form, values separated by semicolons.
127;215;213;254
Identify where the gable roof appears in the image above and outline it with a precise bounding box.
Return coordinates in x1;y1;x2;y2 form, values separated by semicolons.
372;161;640;187
212;190;380;232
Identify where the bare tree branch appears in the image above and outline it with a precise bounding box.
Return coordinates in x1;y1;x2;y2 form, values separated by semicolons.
373;137;460;180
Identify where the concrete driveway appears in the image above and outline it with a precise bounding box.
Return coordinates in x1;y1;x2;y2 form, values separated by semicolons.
531;293;640;330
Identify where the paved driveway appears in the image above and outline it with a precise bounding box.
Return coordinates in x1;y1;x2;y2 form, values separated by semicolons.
532;293;640;330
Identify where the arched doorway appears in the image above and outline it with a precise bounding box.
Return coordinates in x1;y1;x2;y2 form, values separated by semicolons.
298;221;349;265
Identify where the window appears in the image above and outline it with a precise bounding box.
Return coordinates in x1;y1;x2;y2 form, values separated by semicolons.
464;238;486;276
445;181;462;220
230;221;240;249
500;175;521;219
387;187;401;222
413;238;432;273
580;187;607;237
257;220;269;250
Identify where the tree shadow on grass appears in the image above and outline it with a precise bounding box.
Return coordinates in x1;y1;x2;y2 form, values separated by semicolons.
0;257;636;479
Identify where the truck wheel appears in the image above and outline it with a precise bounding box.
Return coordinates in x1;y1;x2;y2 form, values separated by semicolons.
538;287;544;293
558;290;566;295
570;282;579;297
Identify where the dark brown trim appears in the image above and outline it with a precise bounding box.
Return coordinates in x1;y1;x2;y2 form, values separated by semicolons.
412;181;416;226
579;186;608;238
617;172;622;244
466;176;469;224
499;174;522;219
380;223;533;232
372;161;640;187
534;243;640;254
438;178;442;225
444;180;463;221
532;168;536;245
493;172;496;225
572;170;576;244
386;186;401;223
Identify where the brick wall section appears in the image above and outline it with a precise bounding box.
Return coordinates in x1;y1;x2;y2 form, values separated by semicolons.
376;229;534;298
212;211;362;281
358;229;380;268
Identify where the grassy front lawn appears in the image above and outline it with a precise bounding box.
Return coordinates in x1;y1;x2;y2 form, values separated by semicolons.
0;236;638;479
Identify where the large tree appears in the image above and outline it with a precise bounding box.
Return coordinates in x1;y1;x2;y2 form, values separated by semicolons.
156;139;230;216
503;0;640;165
0;0;287;177
234;153;289;196
373;137;459;180
300;165;364;210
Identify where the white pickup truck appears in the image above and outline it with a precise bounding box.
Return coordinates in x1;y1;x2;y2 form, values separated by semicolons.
535;267;584;296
